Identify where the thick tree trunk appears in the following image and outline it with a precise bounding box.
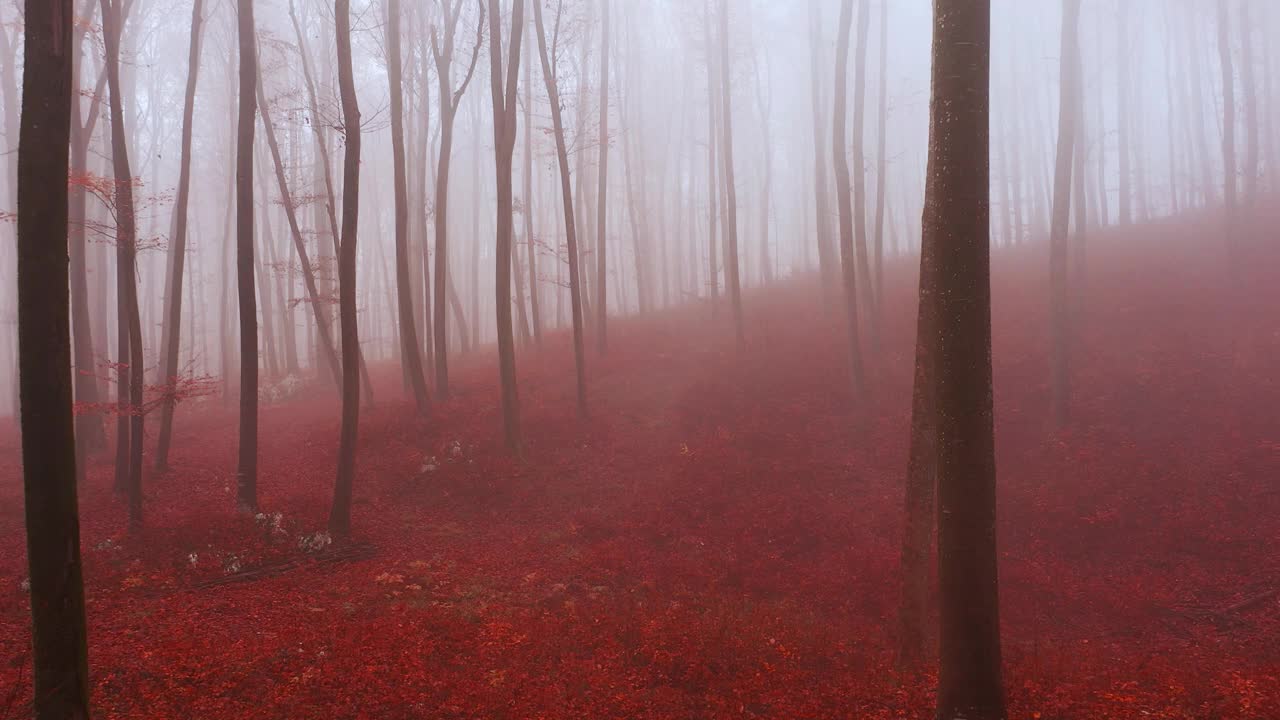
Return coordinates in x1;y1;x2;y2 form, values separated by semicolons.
18;2;93;715
926;2;1006;717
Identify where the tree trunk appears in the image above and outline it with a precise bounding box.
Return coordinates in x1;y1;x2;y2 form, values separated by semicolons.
808;0;836;294
832;0;867;398
595;0;611;353
256;73;343;392
431;0;484;398
1218;0;1238;266
101;0;144;529
234;0;259;512
489;0;527;455
387;0;431;414
155;0;205;473
1049;0;1081;428
533;0;588;417
18;2;93;715
927;2;1006;717
330;0;363;537
717;0;745;349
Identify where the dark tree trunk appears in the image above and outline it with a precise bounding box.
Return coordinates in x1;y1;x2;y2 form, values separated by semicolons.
330;0;363;537
533;0;588;418
832;0;867;398
489;0;527;455
387;0;431;414
69;2;107;472
18;2;92;715
234;0;259;513
101;0;144;529
926;2;1006;717
849;0;875;347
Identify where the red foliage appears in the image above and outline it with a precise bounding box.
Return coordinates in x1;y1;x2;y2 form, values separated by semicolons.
1;211;1278;718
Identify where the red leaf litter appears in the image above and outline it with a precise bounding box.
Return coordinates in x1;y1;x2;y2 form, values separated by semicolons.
2;212;1279;718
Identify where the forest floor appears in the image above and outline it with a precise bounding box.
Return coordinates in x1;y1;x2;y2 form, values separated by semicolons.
3;213;1280;719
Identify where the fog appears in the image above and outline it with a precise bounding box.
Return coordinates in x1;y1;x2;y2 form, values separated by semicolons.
3;0;1279;717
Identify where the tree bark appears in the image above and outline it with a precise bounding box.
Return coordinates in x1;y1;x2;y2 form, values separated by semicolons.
534;0;588;417
101;0;144;529
489;0;527;455
927;1;1006;717
387;0;431;414
330;0;363;537
717;0;745;349
18;2;93;715
234;0;259;513
1049;0;1081;428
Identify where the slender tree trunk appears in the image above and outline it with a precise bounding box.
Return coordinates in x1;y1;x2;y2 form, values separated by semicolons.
1218;0;1238;267
256;74;343;391
523;27;542;347
489;0;527;455
387;0;430;413
1049;0;1081;428
850;0;875;347
69;4;107;472
101;0;144;529
330;0;363;537
872;1;888;312
18;2;92;715
717;0;745;348
595;0;611;353
1240;1;1259;207
234;0;259;512
1116;1;1131;226
534;0;587;417
832;0;867;398
155;0;205;472
809;0;836;294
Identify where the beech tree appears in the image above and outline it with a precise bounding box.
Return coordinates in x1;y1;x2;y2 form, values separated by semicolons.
18;1;92;714
430;0;484;399
155;0;205;473
330;0;363;536
595;0;611;353
716;0;744;348
387;0;431;414
489;0;526;454
925;1;1005;717
832;0;866;398
101;0;145;528
235;0;259;512
1049;0;1082;427
532;0;588;417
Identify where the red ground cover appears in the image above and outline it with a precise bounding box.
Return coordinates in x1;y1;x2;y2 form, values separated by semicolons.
2;215;1278;718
